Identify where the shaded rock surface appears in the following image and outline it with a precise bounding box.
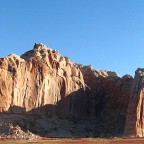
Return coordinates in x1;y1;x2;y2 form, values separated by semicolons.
0;114;41;140
80;66;133;136
80;66;132;117
0;43;136;139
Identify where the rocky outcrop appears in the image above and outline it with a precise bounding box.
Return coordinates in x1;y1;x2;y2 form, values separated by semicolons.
0;43;136;138
125;68;144;137
80;66;133;136
80;66;133;117
0;43;91;118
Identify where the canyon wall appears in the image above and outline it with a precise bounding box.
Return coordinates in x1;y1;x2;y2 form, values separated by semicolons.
0;43;142;137
125;68;144;137
81;66;133;118
0;43;90;118
80;66;133;136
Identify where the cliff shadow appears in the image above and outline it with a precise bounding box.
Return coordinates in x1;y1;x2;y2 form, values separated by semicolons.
2;88;126;138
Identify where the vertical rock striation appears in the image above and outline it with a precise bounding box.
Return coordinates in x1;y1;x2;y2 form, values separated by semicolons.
0;43;90;118
0;43;136;137
125;68;144;137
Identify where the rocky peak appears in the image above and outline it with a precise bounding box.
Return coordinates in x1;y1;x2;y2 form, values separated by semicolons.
80;65;119;78
136;68;144;76
21;43;53;61
33;43;53;53
6;54;25;62
20;43;77;75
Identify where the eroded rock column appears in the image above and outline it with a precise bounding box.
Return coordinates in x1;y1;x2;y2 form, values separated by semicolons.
125;68;144;137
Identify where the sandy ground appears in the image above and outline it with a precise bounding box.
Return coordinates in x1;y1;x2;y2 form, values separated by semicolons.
0;138;144;144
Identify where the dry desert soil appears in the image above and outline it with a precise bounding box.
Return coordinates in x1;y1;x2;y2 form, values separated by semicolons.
0;138;144;144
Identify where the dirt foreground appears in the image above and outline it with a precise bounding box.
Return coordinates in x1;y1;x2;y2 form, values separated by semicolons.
0;138;144;144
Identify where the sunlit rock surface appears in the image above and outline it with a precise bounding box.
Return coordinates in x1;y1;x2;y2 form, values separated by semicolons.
0;43;136;138
125;68;144;137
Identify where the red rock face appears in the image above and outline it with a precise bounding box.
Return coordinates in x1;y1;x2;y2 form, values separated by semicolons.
80;66;133;118
0;43;89;118
0;43;135;137
125;68;144;137
80;66;133;136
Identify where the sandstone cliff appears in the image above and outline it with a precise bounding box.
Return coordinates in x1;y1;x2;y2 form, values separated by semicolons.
0;43;92;118
125;68;144;137
81;66;133;117
80;65;133;136
0;43;135;138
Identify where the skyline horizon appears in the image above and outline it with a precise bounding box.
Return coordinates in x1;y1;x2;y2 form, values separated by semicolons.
1;0;144;77
0;42;140;77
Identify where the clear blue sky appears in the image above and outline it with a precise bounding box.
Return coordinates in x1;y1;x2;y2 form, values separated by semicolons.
1;0;144;77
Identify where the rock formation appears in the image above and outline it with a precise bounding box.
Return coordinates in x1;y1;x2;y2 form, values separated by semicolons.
81;66;133;118
0;43;139;139
125;68;144;137
80;65;133;136
0;43;91;118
